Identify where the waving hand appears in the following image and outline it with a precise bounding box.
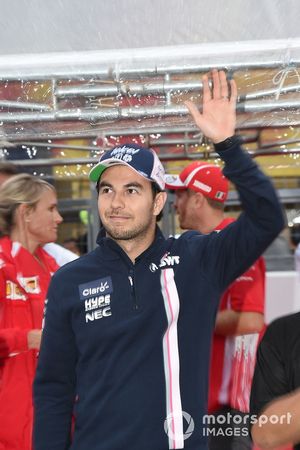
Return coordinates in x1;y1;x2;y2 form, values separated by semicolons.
185;69;237;143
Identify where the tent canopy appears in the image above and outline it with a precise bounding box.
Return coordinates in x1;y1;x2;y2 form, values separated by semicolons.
0;0;299;54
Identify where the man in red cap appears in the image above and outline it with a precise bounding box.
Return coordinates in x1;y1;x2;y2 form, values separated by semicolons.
165;162;266;450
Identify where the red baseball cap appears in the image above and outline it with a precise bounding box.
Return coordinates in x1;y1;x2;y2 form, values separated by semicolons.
165;161;229;203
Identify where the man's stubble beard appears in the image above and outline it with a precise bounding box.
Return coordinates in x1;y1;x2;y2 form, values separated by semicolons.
103;214;155;242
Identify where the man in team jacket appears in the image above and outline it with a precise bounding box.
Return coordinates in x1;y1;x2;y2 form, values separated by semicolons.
33;70;284;450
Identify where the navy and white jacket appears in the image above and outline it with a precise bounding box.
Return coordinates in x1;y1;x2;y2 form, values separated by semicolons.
34;141;284;450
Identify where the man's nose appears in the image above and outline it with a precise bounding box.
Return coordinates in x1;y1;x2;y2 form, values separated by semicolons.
111;191;125;209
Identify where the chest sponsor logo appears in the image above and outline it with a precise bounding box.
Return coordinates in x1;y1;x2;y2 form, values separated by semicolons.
18;276;40;294
79;276;113;299
6;281;26;301
149;253;180;273
79;277;113;323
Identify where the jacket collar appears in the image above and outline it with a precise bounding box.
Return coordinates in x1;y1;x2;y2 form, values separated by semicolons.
96;226;166;264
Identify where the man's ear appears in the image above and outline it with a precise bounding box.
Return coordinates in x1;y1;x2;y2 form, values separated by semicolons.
154;191;167;217
193;191;206;207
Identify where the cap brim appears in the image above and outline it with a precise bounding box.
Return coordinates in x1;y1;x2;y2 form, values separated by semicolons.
89;162;106;182
164;174;186;190
89;158;132;182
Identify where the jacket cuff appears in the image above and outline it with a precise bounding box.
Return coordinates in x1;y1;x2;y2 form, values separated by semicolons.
213;135;241;152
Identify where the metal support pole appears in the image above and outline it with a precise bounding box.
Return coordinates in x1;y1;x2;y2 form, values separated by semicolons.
0;100;300;123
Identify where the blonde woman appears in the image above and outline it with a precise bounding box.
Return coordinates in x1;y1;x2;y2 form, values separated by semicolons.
0;174;62;450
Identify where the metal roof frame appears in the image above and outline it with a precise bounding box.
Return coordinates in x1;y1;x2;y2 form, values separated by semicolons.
0;39;300;168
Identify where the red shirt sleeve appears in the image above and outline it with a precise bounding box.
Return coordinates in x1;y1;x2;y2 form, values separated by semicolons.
228;257;265;314
0;270;30;357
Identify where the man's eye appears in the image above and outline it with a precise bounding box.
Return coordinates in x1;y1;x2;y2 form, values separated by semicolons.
127;188;138;194
99;187;112;194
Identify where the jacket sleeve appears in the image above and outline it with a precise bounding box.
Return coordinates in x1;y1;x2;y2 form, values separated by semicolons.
0;270;30;357
188;138;285;293
33;278;77;450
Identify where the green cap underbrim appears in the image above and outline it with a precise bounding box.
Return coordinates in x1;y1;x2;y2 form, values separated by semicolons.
89;163;109;182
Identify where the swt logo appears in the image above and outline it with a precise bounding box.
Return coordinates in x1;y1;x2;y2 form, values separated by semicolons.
149;253;180;273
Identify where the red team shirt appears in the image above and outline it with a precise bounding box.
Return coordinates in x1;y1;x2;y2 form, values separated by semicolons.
0;236;58;450
208;218;265;414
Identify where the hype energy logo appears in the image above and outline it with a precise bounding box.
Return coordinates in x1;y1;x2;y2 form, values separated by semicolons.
79;277;113;323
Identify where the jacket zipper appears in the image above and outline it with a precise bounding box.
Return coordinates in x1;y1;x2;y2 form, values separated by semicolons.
128;270;138;310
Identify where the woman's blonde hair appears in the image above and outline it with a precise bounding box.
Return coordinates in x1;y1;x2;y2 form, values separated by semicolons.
0;173;56;236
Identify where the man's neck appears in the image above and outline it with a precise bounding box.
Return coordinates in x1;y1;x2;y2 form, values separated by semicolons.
107;228;156;263
196;211;225;234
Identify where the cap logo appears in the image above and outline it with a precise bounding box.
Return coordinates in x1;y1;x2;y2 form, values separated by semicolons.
165;175;178;183
109;146;140;163
215;191;225;199
193;179;212;193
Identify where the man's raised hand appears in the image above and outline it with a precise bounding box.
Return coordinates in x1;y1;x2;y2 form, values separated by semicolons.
185;69;237;144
